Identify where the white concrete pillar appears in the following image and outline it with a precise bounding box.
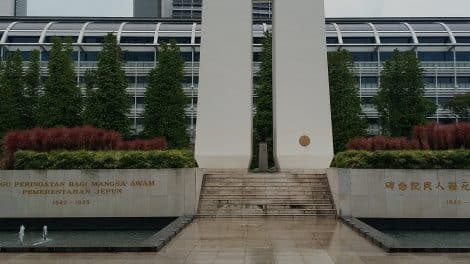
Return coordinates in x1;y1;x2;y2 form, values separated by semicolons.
195;0;253;170
273;0;334;170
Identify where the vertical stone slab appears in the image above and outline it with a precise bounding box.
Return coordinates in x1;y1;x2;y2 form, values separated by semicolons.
273;0;334;170
258;143;269;172
195;0;253;169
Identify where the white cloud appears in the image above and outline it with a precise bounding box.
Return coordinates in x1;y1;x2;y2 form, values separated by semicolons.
325;0;384;17
325;0;470;17
27;0;470;18
28;0;133;17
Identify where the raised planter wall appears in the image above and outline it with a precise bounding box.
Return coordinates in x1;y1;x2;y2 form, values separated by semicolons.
0;169;203;218
327;168;470;218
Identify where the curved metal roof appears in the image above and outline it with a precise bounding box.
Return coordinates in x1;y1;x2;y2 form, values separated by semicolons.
1;20;470;45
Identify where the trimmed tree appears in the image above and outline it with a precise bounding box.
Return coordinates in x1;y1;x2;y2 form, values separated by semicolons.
328;49;367;153
24;49;41;128
84;34;130;136
373;49;436;137
82;69;97;124
0;50;25;137
38;37;82;127
447;93;470;121
143;41;189;149
253;32;274;167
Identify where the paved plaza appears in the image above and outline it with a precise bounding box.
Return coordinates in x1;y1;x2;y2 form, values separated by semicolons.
2;218;470;263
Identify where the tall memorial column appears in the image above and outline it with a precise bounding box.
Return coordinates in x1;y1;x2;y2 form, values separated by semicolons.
195;0;253;169
273;0;334;170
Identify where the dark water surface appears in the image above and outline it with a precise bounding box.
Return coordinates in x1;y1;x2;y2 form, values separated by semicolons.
0;230;157;247
385;230;470;248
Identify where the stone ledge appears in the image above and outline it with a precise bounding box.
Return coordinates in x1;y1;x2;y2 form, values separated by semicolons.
0;215;194;253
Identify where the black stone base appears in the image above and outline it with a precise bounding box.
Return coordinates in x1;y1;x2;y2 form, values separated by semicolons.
342;217;470;253
0;216;193;253
0;217;176;231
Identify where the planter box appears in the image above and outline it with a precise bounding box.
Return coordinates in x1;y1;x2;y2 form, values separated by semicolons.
327;168;470;218
0;169;203;218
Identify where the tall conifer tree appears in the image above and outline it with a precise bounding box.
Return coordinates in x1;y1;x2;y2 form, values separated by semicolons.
38;37;82;127
84;34;130;136
83;69;98;124
24;49;41;128
374;50;435;137
0;51;25;137
253;32;274;167
328;49;366;153
143;41;189;148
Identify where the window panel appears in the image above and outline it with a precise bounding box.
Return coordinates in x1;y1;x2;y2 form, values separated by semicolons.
82;36;105;43
351;52;378;62
342;37;376;44
457;52;470;61
417;36;450;44
7;36;39;43
418;52;453;61
374;24;409;31
123;51;154;62
158;36;191;44
80;51;98;61
253;37;264;44
380;52;394;61
380;37;413;44
458;76;470;83
120;36;154;44
456;37;470;43
326;37;339;44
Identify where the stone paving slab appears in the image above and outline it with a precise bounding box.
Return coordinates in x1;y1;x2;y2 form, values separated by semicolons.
3;218;470;263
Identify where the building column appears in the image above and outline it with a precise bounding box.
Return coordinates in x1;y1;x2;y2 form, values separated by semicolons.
195;0;253;170
273;0;334;170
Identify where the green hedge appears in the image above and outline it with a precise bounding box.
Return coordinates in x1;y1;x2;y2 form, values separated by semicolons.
331;150;470;169
14;150;196;170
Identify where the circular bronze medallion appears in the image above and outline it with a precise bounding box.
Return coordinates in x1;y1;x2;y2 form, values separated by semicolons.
299;135;311;147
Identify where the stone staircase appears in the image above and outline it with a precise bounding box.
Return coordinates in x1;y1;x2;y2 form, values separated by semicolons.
197;173;336;217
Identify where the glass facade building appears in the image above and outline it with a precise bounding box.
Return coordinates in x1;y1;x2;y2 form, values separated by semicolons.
172;0;202;19
171;0;272;19
0;18;469;137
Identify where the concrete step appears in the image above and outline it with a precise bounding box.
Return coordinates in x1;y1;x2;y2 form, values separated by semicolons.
199;194;333;200
197;173;336;218
201;186;330;191
204;174;327;179
197;209;336;216
204;174;328;178
202;184;329;188
267;204;335;210
197;214;336;218
199;204;335;211
204;179;328;187
198;199;333;205
200;190;332;196
202;184;329;189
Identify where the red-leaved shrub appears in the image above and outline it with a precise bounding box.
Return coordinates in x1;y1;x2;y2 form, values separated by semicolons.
3;126;167;153
411;125;430;150
412;123;464;150
117;138;167;151
4;126;121;153
456;123;470;149
347;122;470;151
346;136;419;151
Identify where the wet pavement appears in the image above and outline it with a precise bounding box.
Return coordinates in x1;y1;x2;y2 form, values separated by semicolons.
2;217;470;263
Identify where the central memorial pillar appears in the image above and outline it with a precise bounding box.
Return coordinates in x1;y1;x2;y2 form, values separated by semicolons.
273;0;334;170
195;0;253;170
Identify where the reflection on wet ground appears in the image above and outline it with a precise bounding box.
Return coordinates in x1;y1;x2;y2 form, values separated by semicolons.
3;218;470;263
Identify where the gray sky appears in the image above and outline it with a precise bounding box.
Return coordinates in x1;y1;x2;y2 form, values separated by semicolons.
27;0;470;17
